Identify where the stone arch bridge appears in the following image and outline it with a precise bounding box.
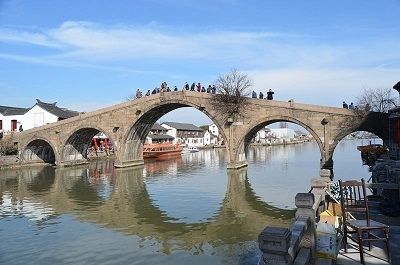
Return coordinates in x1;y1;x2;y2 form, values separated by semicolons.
14;91;388;171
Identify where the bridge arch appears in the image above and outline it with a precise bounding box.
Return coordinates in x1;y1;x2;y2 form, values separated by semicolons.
61;126;115;165
21;137;56;165
329;128;385;163
238;115;324;166
330;128;388;157
117;98;228;167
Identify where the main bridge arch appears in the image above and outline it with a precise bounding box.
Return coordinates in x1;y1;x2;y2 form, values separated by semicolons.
115;94;229;167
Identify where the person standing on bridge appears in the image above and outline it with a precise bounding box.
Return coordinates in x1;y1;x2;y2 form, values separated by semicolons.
190;82;196;91
342;101;348;109
145;90;151;96
184;82;190;91
266;89;274;100
135;89;142;99
252;90;257;98
196;82;201;92
259;91;264;99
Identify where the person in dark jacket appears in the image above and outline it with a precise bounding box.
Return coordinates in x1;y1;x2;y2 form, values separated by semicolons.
266;89;274;100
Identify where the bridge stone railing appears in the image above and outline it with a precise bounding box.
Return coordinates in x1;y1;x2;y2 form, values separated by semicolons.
258;170;331;265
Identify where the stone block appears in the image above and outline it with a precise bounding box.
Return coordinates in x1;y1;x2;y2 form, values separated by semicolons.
295;193;315;208
319;169;331;178
259;253;292;265
258;227;291;254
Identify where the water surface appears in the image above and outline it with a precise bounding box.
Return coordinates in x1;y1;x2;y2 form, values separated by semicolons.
0;139;371;265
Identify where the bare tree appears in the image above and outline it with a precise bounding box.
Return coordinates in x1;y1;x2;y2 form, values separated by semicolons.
356;87;398;113
212;69;252;119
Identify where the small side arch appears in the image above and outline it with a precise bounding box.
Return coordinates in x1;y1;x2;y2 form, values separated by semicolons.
329;128;385;160
21;137;56;165
61;126;115;164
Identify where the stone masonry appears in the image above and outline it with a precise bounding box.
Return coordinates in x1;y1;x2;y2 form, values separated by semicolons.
13;91;388;170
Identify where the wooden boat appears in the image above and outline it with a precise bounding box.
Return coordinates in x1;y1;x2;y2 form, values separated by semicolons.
143;143;182;159
357;144;387;155
357;144;387;168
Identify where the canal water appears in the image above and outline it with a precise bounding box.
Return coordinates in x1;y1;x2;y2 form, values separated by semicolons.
0;139;374;265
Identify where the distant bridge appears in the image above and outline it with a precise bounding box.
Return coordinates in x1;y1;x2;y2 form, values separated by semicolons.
14;91;388;171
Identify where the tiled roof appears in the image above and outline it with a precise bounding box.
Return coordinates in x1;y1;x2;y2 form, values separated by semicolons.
0;106;29;115
162;122;203;131
151;123;168;131
147;134;175;140
34;99;79;119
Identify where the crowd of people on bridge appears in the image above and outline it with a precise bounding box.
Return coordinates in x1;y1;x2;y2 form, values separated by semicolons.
134;81;218;99
252;89;275;100
342;101;358;110
133;81;277;101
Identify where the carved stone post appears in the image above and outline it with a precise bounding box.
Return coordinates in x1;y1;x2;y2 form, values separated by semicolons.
295;193;316;265
258;227;292;265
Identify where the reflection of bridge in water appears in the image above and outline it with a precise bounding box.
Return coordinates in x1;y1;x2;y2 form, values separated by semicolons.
0;161;294;252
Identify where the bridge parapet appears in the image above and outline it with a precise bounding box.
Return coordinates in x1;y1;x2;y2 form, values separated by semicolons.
258;171;330;265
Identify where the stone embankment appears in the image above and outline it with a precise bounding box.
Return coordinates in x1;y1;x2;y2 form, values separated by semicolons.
250;138;312;147
0;155;20;169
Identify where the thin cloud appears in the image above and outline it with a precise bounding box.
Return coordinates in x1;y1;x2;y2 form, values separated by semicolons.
0;21;285;61
0;20;398;72
0;53;162;75
0;29;61;48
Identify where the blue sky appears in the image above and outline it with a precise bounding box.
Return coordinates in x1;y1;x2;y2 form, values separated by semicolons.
1;0;399;125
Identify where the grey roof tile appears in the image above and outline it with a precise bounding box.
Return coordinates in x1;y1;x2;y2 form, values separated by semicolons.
162;122;203;131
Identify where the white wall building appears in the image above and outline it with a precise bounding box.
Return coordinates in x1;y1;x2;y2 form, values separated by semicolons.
161;122;205;146
268;128;295;140
203;131;218;145
0;99;79;134
0;106;27;133
254;127;296;143
145;123;174;144
209;124;219;137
